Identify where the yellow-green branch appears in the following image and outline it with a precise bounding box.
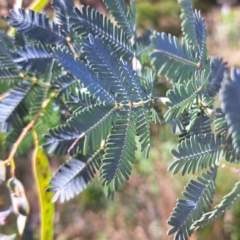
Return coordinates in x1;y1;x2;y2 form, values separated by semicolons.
0;92;57;175
66;37;80;59
0;92;9;101
19;73;51;89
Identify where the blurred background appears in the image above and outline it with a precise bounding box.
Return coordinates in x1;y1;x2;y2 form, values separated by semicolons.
1;0;240;239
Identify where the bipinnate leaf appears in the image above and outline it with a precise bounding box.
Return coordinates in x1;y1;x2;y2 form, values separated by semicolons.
207;57;227;97
14;44;54;72
178;0;197;45
164;79;200;121
220;67;240;154
168;168;216;239
44;105;116;155
179;0;207;66
7;9;67;45
151;32;199;82
103;0;135;38
54;47;115;105
0;31;15;51
48;150;102;202
81;34;130;102
0;81;32;124
192;181;240;230
101;110;137;190
71;5;133;60
51;0;76;37
169;134;223;175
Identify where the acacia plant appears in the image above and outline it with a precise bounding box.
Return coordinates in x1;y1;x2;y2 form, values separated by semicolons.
0;0;240;239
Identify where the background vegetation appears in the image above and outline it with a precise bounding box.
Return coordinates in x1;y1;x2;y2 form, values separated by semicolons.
1;0;240;239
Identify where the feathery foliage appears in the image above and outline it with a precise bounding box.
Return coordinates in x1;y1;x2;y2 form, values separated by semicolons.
7;9;67;45
151;32;199;82
103;0;136;39
168;168;216;239
192;180;240;230
1;0;157;199
169;134;223;176
164;79;201;121
71;5;133;60
48;149;103;202
220;67;240;153
150;0;240;239
207;57;227;97
1;0;240;239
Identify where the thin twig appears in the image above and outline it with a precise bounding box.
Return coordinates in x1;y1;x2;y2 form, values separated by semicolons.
0;160;11;168
19;73;51;89
0;92;57;176
0;92;9;101
66;37;80;59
